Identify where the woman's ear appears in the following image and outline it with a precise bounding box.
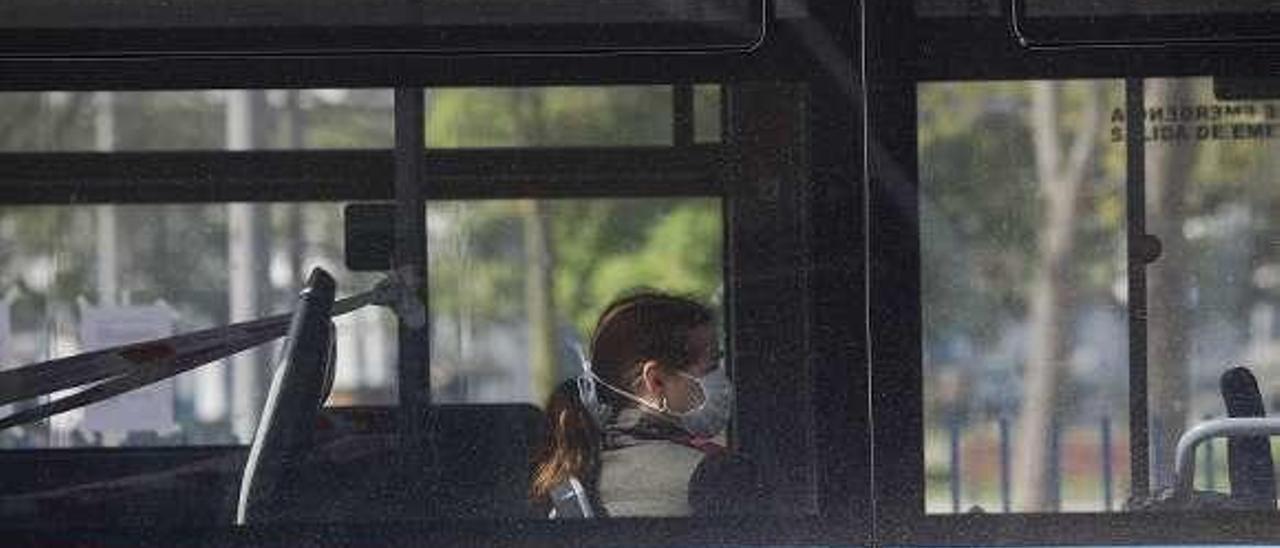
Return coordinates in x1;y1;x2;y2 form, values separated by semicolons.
639;360;666;398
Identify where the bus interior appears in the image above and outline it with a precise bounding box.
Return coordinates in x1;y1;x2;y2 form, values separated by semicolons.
2;0;1280;545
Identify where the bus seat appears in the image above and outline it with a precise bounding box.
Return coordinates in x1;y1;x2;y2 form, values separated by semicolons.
235;268;337;526
278;404;545;522
425;404;544;519
1220;366;1276;507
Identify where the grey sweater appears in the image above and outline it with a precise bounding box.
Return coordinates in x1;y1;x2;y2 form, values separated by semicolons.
595;407;750;517
598;438;705;516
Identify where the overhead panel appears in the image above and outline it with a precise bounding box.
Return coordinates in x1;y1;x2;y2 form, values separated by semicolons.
0;0;764;57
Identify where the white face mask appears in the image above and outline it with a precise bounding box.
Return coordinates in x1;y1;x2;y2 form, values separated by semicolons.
669;366;734;438
582;362;734;438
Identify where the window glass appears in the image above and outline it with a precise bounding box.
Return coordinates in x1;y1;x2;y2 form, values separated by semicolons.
427;198;724;405
425;87;674;148
694;84;723;144
0;86;721;152
0;90;392;152
920;80;1127;513
1140;76;1280;497
0;196;724;446
0;203;396;448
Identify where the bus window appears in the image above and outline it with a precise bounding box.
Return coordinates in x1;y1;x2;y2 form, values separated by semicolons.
0;90;393;152
921;75;1280;516
920;79;1128;513
424;85;721;148
427;198;724;406
1139;76;1280;498
0;202;397;448
0;88;398;448
426;87;674;148
693;84;723;144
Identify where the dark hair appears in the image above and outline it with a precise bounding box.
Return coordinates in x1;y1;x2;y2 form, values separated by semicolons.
530;291;714;506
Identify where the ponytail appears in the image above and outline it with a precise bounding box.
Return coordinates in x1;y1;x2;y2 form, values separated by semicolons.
530;290;714;508
531;378;602;507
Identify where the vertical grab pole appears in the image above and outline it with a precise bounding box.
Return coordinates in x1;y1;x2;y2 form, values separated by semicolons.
1000;416;1011;513
1125;77;1151;501
394;88;430;466
1049;417;1062;511
1102;415;1114;511
949;416;961;513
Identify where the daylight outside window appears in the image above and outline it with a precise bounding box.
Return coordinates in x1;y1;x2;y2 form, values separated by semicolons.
920;80;1128;513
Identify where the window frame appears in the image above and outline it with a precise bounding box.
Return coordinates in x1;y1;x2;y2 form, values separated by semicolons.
0;0;766;58
870;0;1280;544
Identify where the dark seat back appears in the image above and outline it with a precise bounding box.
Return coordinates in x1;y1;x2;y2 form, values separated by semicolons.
426;404;544;519
1221;366;1276;508
271;403;544;522
235;268;337;525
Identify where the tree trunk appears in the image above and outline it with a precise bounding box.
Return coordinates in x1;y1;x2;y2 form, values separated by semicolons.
1145;78;1197;491
518;89;559;403
94;92;119;306
1014;81;1103;511
524;200;558;403
226;90;272;442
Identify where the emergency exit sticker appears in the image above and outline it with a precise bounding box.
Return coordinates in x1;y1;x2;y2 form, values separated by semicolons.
1110;103;1280;143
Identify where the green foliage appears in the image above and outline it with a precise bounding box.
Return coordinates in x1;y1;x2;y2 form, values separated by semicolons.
427;86;672;147
565;200;721;335
920;84;1040;343
424;86;722;355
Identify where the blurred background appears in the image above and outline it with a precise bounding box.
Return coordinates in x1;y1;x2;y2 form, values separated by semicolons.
0;85;724;448
922;78;1280;513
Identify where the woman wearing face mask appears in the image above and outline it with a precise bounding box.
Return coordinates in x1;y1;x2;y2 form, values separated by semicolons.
531;291;765;517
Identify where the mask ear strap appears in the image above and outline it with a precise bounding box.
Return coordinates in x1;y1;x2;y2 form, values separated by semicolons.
581;355;669;417
574;343;611;425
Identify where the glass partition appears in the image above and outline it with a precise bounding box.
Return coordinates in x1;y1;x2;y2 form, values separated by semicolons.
920;79;1128;513
1139;76;1280;497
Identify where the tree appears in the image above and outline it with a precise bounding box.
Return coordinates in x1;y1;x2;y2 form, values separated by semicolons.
424;86;721;401
1013;81;1106;511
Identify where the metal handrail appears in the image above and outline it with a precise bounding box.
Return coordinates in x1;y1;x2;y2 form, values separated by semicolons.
1173;417;1280;500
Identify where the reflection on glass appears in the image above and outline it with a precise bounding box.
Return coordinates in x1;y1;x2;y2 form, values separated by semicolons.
0;203;396;448
920;80;1128;513
427;198;723;406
